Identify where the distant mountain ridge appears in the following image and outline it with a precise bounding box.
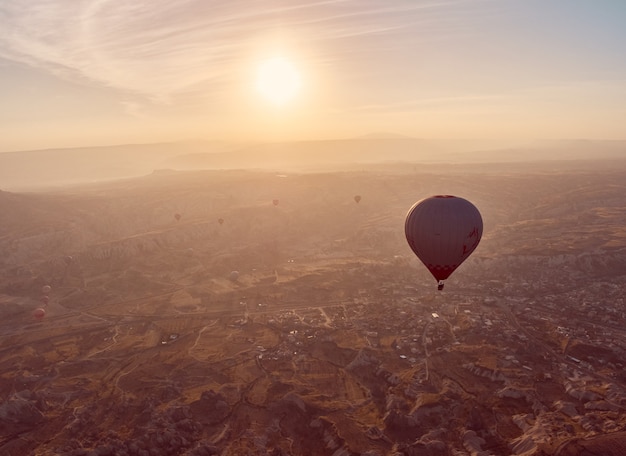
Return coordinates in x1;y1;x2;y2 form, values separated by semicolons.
0;137;624;190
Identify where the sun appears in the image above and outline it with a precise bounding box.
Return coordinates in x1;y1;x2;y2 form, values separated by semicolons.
256;57;301;106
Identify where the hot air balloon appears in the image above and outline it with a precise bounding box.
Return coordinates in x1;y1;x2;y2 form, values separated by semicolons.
42;285;51;294
33;308;46;320
64;255;73;266
174;213;182;222
354;195;362;203
229;271;240;282
218;218;224;225
405;195;482;290
272;199;279;206
41;296;49;306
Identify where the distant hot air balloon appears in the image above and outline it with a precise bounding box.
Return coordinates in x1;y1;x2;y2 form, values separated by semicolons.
174;213;182;222
272;199;279;207
218;218;224;225
229;270;240;282
354;195;362;203
64;255;73;266
33;308;46;320
42;285;51;294
41;296;49;306
405;195;482;290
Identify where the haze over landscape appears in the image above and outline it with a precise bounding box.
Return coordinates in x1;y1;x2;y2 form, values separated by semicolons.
1;1;626;456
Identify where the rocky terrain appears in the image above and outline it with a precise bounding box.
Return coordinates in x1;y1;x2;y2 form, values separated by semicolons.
1;160;625;455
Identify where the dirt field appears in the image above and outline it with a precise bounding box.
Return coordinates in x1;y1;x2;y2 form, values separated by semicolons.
1;162;625;455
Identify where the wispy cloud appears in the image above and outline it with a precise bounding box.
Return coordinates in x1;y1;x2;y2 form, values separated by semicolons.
0;0;481;103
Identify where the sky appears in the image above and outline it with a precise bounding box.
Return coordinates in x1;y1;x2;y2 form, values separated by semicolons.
1;0;625;152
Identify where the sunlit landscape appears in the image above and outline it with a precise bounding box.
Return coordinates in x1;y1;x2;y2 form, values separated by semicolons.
1;159;626;455
1;1;626;455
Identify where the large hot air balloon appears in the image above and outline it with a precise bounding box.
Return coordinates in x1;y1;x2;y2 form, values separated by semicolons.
405;195;482;290
174;213;182;222
229;271;240;282
272;199;279;207
354;195;362;203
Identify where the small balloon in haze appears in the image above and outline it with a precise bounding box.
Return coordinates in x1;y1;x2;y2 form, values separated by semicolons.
405;195;483;290
64;255;73;266
229;271;240;282
174;213;182;222
218;218;224;225
41;296;49;306
354;195;362;203
42;285;51;294
33;308;46;320
272;199;279;206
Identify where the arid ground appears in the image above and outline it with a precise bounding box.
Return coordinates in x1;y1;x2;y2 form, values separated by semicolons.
1;160;625;455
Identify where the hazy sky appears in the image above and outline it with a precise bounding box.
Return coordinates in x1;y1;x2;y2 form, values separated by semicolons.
1;0;625;151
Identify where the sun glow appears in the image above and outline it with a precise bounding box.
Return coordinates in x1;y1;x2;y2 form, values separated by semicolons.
256;57;301;106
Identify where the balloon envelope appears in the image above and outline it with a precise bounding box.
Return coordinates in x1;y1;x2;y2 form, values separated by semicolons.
174;213;181;221
229;271;240;281
42;285;51;294
33;308;46;320
405;195;482;282
272;199;279;206
218;218;224;225
354;195;361;203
